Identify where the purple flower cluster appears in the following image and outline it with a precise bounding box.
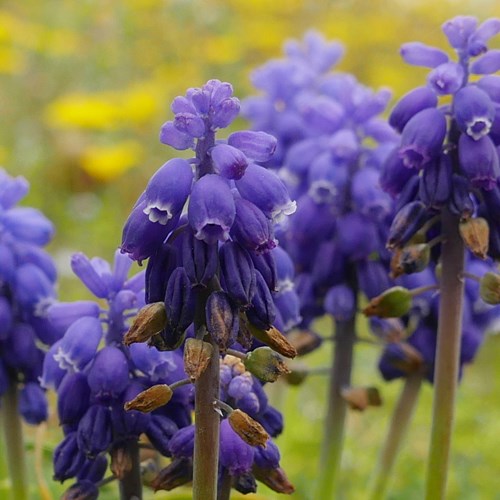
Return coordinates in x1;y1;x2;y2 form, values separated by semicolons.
162;354;293;494
382;16;500;258
244;32;399;328
42;251;191;495
0;169;57;424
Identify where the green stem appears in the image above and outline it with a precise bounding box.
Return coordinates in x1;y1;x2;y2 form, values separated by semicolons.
315;315;356;498
1;384;28;500
425;210;465;500
118;440;142;500
368;373;423;500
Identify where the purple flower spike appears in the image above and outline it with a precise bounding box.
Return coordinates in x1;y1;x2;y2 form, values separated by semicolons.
400;42;449;68
454;86;495;140
231;197;276;254
188;174;235;244
427;62;465;95
219;419;254;476
389;86;438;133
143;158;193;224
470;49;500;75
210;144;249;180
236;164;296;222
442;16;478;49
227;131;277;163
399;108;447;169
458;133;500;190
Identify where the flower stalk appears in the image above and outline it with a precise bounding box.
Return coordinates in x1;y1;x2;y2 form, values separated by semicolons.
425;210;465;500
369;372;423;500
118;440;142;500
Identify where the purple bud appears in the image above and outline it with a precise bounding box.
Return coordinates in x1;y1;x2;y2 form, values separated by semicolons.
206;291;239;351
448;174;474;218
477;75;500;102
57;372;91;425
188;174;235;244
380;148;416;197
395;175;421;213
427;62;465;95
87;346;130;400
357;259;392;299
15;244;57;283
210;144;249;180
389;86;438;133
211;97;240;130
1;207;54;245
14;263;54;308
0;243;15;283
128;343;180;382
247;271;276;330
352;167;392;220
236;164;296;222
442;16;477;49
4;324;39;372
62;480;98;500
254;439;280;469
219;242;256;307
146;414;179;457
182;230;218;287
40;341;66;390
0;297;13;340
173;112;205;138
146;242;179;303
470;49;500;75
54;433;86;482
458;133;500;190
468;19;500;56
258;406;283;437
336;213;380;260
328;129;359;163
70;253;109;299
0;171;29;208
399;108;447;169
77;404;113;457
48;301;100;335
227;374;254;401
77;455;108;483
143;159;193;224
164;267;195;334
273;246;295;293
169;425;195;458
19;382;48;424
387;201;428;249
454;86;495;140
219;419;254;475
159;121;194;150
400;42;449;68
311;241;346;287
324;284;356;321
55;317;103;371
307;153;348;205
231;197;276;254
227;130;277;163
273;290;302;331
250;250;277;292
419;153;452;208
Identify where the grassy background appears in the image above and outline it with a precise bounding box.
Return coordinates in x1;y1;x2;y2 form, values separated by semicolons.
2;0;500;498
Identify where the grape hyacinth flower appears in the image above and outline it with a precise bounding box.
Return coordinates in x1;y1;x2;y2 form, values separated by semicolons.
0;168;58;499
244;31;399;498
120;79;300;499
42;250;192;498
376;16;500;499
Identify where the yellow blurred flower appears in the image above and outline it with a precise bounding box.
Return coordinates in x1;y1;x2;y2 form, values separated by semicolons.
81;140;143;182
0;47;26;74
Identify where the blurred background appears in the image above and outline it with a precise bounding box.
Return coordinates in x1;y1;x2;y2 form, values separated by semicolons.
1;0;500;498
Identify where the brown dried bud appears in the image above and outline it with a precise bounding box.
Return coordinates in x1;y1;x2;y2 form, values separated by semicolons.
151;457;193;492
390;243;430;278
341;386;382;411
362;286;412;318
459;217;489;259
480;272;500;305
244;347;290;383
110;444;132;480
285;329;323;356
124;384;173;413
253;465;295;494
124;302;167;346
392;342;424;373
184;338;213;382
228;409;269;447
247;322;297;359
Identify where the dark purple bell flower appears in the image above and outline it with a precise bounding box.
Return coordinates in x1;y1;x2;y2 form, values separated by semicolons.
380;148;416;198
54;432;87;482
231;197;276;254
188;174;235;244
169;424;195;458
219;241;256;307
336;213;379;260
307;152;348;205
19;382;48;425
235;164;296;223
146;414;179;457
87;346;130;401
247;271;276;330
399;108;447;170
77;404;113;457
400;42;449;68
143;158;193;224
254;440;281;469
164;267;195;334
258;406;283;437
458;133;500;190
448;173;475;218
219;419;255;476
210;144;249;180
324;284;356;321
57;372;91;425
389;86;438;133
454;86;495;140
250;250;277;292
182;230;218;288
77;455;108;483
146;242;179;303
62;480;99;500
419;153;452;208
387;201;428;249
227;131;277;163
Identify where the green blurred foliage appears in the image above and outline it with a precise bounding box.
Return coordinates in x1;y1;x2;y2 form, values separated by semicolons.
2;0;500;498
